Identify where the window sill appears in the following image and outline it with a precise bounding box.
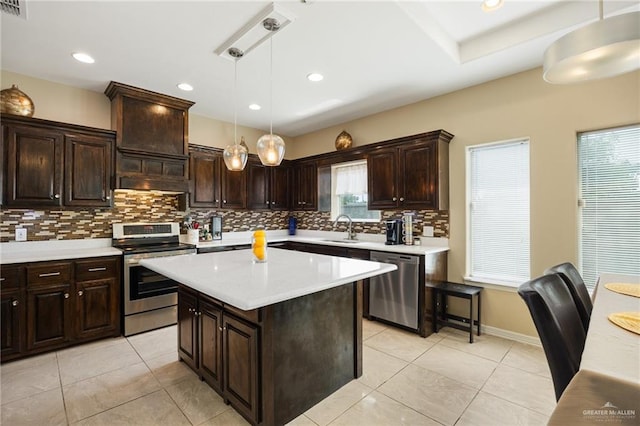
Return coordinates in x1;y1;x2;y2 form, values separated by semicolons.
463;276;523;293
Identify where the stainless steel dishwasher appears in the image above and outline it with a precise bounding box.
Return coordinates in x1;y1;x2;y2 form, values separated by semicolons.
369;251;420;329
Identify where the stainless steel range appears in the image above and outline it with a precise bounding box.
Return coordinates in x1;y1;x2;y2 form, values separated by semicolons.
112;223;196;336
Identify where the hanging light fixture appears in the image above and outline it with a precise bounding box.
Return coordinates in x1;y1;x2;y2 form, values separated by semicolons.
256;17;286;167
222;48;249;171
543;0;640;84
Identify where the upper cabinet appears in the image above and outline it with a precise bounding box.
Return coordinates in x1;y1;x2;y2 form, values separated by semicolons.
1;114;115;208
291;161;317;211
367;130;453;210
247;158;290;211
105;82;194;192
188;145;247;209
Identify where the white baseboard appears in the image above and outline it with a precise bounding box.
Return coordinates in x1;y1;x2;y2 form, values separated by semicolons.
481;324;541;347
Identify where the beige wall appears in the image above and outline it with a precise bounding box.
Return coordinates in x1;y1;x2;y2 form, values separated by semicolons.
291;67;640;337
1;70;293;155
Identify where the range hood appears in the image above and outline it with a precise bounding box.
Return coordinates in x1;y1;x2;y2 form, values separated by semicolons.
105;81;194;192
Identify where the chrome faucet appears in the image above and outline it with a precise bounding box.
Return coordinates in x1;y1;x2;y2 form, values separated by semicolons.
333;214;356;240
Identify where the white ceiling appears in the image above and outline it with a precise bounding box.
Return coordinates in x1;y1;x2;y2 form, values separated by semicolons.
1;0;638;137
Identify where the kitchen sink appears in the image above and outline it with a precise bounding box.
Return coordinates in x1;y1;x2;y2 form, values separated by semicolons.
323;239;361;244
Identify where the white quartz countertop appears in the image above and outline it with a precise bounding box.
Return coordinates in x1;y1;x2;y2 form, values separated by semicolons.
140;248;397;310
193;230;449;256
1;239;122;264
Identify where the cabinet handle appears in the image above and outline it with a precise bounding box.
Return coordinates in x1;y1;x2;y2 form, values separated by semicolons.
223;200;227;204
215;199;219;203
218;326;223;331
399;197;405;202
12;300;18;307
39;272;61;278
106;195;111;200
0;278;5;282
266;200;269;204
392;197;397;201
64;293;70;299
88;267;107;272
54;194;60;199
78;290;84;296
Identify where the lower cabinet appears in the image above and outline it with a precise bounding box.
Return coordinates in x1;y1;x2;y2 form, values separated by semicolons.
1;256;121;362
178;286;259;424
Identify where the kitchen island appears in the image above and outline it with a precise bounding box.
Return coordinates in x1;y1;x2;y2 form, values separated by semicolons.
140;248;396;426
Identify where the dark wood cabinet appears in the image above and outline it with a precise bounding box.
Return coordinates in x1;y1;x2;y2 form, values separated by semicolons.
74;257;120;340
178;285;260;424
105;81;194;192
64;134;113;207
190;150;221;208
1;265;25;361
4;124;64;207
222;164;247;209
247;159;290;210
1;114;116;208
367;132;452;210
292;161;317;210
223;313;259;423
2;256;121;362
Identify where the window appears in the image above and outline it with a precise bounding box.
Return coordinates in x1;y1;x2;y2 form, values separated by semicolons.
467;140;530;285
578;124;640;290
330;160;380;221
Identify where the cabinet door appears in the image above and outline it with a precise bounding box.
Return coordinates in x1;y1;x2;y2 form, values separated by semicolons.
399;142;437;209
246;160;270;210
199;298;223;393
221;166;247;209
367;148;398;209
6;125;63;207
270;165;289;210
178;287;199;371
293;162;317;210
26;283;72;352
75;278;119;341
64;133;113;207
1;288;25;359
223;314;259;424
190;151;221;208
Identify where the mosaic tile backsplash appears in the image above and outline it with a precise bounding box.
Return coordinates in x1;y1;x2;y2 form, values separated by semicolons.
0;190;449;242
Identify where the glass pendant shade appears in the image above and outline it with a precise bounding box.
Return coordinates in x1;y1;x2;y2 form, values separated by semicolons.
257;133;285;166
223;143;248;171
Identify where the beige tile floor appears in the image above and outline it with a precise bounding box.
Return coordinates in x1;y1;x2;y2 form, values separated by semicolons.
0;320;555;425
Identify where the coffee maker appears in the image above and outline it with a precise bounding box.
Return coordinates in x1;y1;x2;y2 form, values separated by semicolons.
385;219;403;245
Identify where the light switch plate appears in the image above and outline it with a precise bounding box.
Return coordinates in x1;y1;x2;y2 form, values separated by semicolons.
15;228;27;242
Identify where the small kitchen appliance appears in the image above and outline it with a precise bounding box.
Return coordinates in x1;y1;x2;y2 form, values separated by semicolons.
211;216;222;240
112;222;196;336
385;219;403;245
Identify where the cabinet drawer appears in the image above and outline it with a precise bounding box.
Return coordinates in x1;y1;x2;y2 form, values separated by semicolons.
1;265;23;289
27;262;72;287
75;257;118;281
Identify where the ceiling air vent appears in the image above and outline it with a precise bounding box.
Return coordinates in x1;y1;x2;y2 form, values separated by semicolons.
1;0;27;19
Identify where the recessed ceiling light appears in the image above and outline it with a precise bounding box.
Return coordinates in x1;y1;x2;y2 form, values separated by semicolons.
249;104;261;110
177;83;193;91
72;52;95;64
307;73;324;82
481;0;503;12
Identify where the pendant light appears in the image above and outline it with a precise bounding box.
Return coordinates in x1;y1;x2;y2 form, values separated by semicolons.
256;18;285;167
543;0;640;84
223;48;249;171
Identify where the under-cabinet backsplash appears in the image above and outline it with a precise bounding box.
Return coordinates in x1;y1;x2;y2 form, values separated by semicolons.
1;190;449;242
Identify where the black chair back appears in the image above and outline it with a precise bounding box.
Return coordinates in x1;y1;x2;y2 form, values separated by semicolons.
545;262;593;332
518;273;586;401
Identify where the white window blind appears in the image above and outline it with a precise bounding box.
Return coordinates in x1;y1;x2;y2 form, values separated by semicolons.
578;124;640;289
468;140;530;285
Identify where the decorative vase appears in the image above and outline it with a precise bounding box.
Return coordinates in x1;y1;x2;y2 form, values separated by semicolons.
251;227;267;263
0;84;34;117
240;136;249;153
335;130;353;150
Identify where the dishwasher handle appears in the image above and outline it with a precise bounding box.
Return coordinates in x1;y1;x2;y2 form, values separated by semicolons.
370;251;419;265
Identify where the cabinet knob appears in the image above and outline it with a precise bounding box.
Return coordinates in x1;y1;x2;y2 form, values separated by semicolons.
78;290;84;297
106;195;111;200
64;293;70;299
223;200;227;204
266;200;269;204
215;199;219;203
188;308;194;313
54;194;60;199
393;197;397;201
12;300;18;307
399;197;405;202
218;326;223;331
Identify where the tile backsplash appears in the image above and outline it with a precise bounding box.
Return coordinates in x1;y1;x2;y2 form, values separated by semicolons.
1;190;449;242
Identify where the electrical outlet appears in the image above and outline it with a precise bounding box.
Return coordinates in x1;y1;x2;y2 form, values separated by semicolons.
15;228;27;242
422;226;434;237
